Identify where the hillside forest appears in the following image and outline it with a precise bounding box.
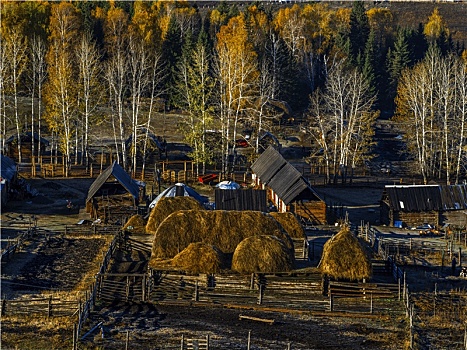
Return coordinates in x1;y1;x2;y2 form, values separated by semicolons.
1;1;467;184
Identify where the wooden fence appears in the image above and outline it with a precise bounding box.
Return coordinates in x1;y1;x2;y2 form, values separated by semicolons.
0;228;35;262
0;296;79;317
75;231;123;342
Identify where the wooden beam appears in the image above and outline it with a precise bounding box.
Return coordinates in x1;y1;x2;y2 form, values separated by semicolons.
239;314;275;325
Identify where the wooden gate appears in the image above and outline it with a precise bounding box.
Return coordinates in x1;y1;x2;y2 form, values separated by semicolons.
97;273;150;303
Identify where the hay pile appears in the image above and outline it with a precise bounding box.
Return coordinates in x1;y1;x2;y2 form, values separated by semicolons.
150;242;226;274
146;197;204;234
269;212;305;239
123;214;146;234
232;235;294;273
150;210;293;260
318;226;372;281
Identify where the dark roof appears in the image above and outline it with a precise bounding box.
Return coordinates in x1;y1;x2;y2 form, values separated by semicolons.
0;154;17;181
251;146;323;205
125;128;166;151
5;132;49;146
86;161;140;203
383;184;467;211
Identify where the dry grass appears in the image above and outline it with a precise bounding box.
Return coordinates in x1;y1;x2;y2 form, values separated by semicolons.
319;226;372;281
232;235;295;274
150;210;293;260
269;212;305;239
146;197;204;234
123;214;146;234
150;242;227;274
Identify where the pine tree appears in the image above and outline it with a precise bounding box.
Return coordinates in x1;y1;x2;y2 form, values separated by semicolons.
349;1;370;68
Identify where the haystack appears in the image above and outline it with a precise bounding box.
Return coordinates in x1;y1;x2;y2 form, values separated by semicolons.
318;226;372;281
232;235;294;273
146;197;204;234
151;210;293;260
269;212;305;239
123;214;146;234
150;242;226;274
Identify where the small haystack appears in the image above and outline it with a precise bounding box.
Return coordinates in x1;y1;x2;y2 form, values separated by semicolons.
123;214;146;234
269;212;305;239
146;197;204;234
151;210;293;260
232;235;294;274
318;226;372;281
151;242;226;274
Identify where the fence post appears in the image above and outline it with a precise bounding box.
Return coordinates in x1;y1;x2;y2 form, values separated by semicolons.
247;331;251;350
460;247;462;267
257;284;263;305
181;334;184;350
302;239;307;259
250;273;255;290
194;281;199;302
48;295;52;318
403;272;406;301
397;276;401;301
125;330;129;350
206;334;210;350
329;293;333;312
73;323;77;350
370;293;373;314
1;299;6;316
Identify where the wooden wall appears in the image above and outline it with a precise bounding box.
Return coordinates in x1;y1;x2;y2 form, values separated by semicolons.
289;200;327;225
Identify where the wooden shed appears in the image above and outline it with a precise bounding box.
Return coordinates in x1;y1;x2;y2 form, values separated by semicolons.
4;132;49;163
86;161;144;223
380;184;467;228
215;189;267;211
250;146;326;224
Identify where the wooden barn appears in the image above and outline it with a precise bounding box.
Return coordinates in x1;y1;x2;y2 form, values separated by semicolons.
380;184;467;228
1;154;17;206
215;189;267;212
4;132;49;163
86;161;144;223
250;146;326;224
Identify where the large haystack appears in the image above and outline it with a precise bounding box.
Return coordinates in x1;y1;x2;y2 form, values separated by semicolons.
269;212;305;239
123;214;146;234
150;242;226;274
151;210;293;259
146;197;203;234
318;226;372;281
232;235;294;273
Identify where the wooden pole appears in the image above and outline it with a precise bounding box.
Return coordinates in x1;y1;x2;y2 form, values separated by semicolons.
370;293;373;314
180;334;184;350
125;330;129;350
206;334;210;350
73;323;77;350
48;295;52;318
247;331;251;350
460;247;462;267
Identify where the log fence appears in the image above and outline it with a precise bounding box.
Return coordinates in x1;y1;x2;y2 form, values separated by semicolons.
0;228;35;262
0;296;80;317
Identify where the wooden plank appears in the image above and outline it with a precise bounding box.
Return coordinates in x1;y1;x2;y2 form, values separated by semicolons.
239;314;275;324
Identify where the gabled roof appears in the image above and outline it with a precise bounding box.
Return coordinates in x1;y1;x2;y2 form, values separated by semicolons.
86;161;140;203
0;154;16;181
149;183;208;208
383;184;467;212
5;132;49;146
251;146;323;205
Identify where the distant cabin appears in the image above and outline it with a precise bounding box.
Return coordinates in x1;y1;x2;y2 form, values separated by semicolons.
4;132;49;163
380;184;467;228
250;146;326;224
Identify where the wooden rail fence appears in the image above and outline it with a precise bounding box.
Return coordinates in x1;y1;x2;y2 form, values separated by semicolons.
0;296;79;317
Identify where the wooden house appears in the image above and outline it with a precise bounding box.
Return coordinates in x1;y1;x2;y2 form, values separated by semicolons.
86;161;144;223
4;132;49;163
1;154;17;206
250;146;326;224
380;184;467;228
